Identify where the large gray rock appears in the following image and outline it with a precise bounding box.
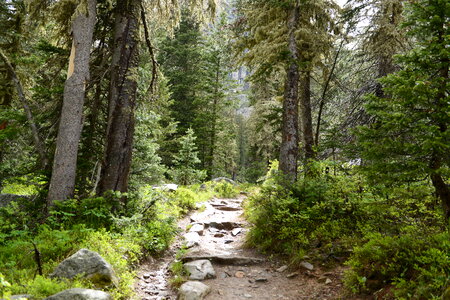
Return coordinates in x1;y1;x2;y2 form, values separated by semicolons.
44;288;111;300
50;249;117;287
0;194;30;208
177;281;211;300
183;260;216;280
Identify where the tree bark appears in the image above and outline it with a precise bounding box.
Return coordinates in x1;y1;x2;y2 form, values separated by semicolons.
300;69;315;161
279;2;300;182
47;0;96;203
97;0;140;198
0;49;48;169
430;22;450;223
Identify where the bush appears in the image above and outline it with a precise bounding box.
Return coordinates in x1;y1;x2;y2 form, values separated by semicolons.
170;187;198;214
213;182;239;198
344;231;450;299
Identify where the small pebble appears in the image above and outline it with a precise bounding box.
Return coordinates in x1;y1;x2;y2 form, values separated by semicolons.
235;271;245;278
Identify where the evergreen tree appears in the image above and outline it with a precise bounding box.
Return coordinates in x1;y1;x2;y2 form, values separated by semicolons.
170;128;206;185
357;0;450;222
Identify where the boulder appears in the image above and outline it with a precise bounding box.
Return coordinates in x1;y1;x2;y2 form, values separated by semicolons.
183;260;216;280
44;288;111;300
50;249;117;287
177;281;211;300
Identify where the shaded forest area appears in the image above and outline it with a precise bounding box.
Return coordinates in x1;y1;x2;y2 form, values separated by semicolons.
0;0;449;299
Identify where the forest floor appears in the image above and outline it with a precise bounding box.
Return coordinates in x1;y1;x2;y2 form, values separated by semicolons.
134;195;351;300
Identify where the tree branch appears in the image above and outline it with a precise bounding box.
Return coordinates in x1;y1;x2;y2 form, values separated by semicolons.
140;3;158;96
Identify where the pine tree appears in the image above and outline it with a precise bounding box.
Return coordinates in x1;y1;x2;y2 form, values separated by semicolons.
234;0;339;181
170;128;206;185
357;0;450;222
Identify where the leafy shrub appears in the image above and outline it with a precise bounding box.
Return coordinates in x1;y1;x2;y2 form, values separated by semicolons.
245;160;371;256
0;273;11;299
344;231;450;299
20;276;76;299
213;182;239;198
170;187;198;214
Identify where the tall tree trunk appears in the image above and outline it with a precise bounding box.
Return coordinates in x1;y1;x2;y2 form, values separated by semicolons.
279;2;300;182
430;24;450;223
47;0;96;203
300;69;315;161
97;0;140;198
208;57;220;178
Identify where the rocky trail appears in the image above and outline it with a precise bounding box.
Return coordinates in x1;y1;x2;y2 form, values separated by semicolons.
135;195;346;300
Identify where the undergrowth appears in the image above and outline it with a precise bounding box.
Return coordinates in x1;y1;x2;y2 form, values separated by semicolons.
245;160;449;299
0;183;217;299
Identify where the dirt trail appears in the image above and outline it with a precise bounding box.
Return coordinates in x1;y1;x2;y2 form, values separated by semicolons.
135;195;346;300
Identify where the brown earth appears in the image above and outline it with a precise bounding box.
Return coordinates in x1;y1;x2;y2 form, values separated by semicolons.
134;195;362;300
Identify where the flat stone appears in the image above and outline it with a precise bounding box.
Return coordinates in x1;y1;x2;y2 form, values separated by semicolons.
184;260;216;280
231;228;243;236
44;288;111;300
182;255;265;266
189;223;205;236
325;278;332;284
243;294;252;298
205;221;242;230
178;281;211;300
184;232;200;248
215;206;240;211
299;261;314;271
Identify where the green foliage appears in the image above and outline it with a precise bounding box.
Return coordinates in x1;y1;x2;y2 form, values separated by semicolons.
213;182;239;198
170;128;207;185
0;273;11;299
170;187;198;214
46;193;126;230
355;0;449;221
0;183;213;299
19;276;76;299
245;159;447;296
344;231;450;299
169;246;189;288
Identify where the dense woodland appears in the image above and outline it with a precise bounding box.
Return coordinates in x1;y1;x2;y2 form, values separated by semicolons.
0;0;449;299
